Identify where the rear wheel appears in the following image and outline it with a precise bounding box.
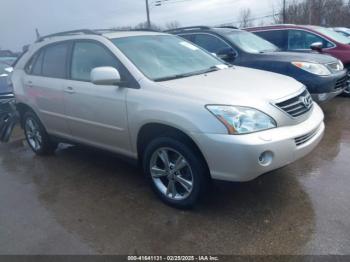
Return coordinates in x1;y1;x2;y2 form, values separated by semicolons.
23;111;57;155
143;137;208;209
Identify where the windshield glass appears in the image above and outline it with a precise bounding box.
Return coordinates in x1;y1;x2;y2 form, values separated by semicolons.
314;27;350;44
111;35;227;81
0;57;16;66
224;31;278;53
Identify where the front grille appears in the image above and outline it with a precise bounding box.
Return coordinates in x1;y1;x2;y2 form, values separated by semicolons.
335;75;348;91
275;89;313;118
295;127;320;146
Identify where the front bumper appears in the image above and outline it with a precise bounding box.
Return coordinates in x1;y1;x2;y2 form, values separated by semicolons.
311;87;345;102
192;103;324;182
297;70;347;102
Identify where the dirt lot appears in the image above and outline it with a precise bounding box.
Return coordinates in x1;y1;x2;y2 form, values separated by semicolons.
0;97;349;255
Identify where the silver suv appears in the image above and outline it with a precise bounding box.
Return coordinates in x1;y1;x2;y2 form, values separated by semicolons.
12;29;325;208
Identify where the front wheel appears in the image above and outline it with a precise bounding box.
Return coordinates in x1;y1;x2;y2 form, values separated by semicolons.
23;111;57;155
143;137;208;209
342;69;350;97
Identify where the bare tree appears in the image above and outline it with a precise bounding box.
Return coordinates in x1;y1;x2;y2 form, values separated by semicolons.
165;21;181;30
275;0;350;27
239;8;253;28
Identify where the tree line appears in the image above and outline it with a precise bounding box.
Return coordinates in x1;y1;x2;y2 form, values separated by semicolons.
276;0;350;27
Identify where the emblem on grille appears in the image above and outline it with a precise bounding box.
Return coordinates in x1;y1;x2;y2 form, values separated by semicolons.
299;95;312;108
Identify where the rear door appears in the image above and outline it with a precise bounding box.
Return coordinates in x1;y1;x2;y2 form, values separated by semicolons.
63;40;131;154
23;42;71;136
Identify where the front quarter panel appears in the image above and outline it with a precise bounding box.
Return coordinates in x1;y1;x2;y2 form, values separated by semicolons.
126;80;228;154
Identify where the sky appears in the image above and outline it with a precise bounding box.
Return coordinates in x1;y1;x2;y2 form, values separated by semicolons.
0;0;279;51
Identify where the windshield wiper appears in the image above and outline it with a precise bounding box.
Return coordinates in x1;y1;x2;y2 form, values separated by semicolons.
154;66;221;82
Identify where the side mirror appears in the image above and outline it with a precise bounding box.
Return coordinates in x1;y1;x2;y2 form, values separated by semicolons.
310;42;323;52
216;47;237;62
91;67;121;85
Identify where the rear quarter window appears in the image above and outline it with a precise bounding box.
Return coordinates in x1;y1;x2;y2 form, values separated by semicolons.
42;42;69;79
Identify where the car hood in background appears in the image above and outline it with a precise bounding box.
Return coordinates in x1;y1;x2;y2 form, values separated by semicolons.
158;66;304;105
258;51;338;64
0;76;12;95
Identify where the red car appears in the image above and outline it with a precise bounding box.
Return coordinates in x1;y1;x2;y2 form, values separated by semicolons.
246;24;350;95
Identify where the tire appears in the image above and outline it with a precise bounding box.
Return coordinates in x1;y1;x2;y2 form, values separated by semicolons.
22;111;57;155
342;69;350;97
143;136;208;209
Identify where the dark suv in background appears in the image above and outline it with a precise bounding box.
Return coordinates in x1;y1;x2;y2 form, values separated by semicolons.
169;26;348;102
247;24;350;96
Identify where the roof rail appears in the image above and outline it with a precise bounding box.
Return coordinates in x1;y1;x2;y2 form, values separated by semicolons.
165;26;212;33
216;26;239;29
94;28;161;33
36;29;101;42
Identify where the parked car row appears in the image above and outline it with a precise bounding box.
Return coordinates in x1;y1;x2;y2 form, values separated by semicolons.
246;24;350;95
167;26;348;101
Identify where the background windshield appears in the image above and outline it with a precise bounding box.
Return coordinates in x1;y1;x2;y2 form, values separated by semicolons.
314;27;350;44
0;63;9;75
112;35;225;81
225;31;278;53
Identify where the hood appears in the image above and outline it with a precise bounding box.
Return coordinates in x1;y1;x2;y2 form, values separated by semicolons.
259;51;338;64
158;66;304;106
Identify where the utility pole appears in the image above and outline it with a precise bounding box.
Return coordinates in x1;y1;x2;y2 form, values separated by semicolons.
146;0;151;29
283;0;286;23
309;0;312;24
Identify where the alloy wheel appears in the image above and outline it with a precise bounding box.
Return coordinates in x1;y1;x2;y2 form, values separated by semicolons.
150;147;194;201
25;118;43;151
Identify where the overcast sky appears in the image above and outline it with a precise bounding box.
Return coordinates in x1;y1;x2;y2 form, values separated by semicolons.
0;0;278;51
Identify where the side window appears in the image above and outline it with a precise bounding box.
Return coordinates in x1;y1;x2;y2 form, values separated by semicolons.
254;30;287;49
42;42;69;78
192;34;230;54
31;51;44;75
288;30;333;50
71;42;120;82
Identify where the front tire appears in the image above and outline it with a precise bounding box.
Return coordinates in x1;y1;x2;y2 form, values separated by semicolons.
23;111;57;155
143;137;208;209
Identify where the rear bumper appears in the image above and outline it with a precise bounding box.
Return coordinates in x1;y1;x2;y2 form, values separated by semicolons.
191;103;324;182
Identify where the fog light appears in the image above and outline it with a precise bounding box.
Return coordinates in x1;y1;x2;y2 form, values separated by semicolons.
317;93;328;102
258;151;274;166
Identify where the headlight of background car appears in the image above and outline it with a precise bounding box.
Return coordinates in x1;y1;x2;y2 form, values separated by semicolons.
206;105;277;135
292;62;331;76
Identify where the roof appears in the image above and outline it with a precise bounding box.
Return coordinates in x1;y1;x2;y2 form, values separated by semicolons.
103;30;167;39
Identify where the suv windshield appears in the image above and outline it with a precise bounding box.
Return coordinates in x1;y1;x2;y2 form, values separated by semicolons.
314;27;350;44
224;31;279;53
111;35;227;81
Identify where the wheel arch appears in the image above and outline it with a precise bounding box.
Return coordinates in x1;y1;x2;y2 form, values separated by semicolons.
16;102;37;127
136;123;210;173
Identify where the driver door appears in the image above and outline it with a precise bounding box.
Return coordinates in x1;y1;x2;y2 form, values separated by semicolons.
63;40;131;154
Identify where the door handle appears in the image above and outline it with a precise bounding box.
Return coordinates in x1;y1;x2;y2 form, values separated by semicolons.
26;81;33;88
64;86;75;94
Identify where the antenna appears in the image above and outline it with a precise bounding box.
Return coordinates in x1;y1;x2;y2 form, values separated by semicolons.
35;28;41;41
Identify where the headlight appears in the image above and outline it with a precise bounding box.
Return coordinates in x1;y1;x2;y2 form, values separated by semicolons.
206;105;277;135
292;62;331;76
337;60;344;71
